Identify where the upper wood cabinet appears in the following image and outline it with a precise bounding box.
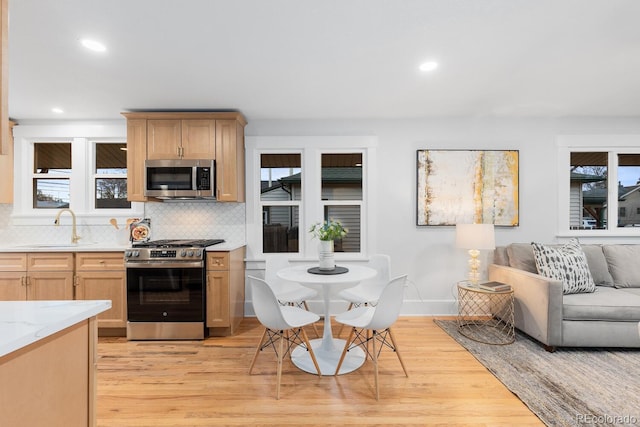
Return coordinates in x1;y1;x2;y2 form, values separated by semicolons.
0;121;15;203
122;112;246;202
0;0;8;156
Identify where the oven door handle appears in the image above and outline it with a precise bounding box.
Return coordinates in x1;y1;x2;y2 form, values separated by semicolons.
125;261;204;269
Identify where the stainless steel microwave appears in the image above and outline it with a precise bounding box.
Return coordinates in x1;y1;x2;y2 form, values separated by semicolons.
144;159;216;199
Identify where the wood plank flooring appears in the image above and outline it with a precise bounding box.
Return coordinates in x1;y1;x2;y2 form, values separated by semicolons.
96;317;543;426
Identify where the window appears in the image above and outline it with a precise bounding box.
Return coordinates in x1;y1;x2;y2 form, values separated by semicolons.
95;143;130;209
559;135;640;235
33;142;71;208
260;153;301;253
246;136;376;259
12;124;143;225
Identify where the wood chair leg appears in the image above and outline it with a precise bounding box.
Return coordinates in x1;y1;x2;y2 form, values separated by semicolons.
276;330;284;400
373;330;379;400
334;327;355;375
249;328;268;374
300;328;322;376
387;327;408;377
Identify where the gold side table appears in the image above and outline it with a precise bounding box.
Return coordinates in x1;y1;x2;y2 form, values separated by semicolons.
456;282;515;345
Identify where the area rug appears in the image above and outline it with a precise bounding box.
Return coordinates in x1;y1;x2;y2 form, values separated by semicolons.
434;319;640;427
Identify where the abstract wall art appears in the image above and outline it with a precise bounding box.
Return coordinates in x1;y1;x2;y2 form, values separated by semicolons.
416;150;519;226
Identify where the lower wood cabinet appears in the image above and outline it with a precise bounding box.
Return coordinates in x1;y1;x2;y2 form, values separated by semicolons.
75;252;126;331
206;246;245;336
0;251;126;335
0;252;74;301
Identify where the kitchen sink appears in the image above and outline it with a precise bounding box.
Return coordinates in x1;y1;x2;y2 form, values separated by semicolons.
14;242;98;249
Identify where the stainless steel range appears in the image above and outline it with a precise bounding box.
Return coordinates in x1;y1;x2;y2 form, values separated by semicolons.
125;238;224;340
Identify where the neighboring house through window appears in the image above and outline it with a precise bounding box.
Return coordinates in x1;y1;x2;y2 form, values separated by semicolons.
246;136;376;259
559;135;640;234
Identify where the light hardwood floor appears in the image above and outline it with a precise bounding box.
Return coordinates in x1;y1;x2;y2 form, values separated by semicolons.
97;317;543;426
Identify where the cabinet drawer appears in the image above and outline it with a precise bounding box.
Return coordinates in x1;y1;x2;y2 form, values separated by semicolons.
206;252;229;270
27;253;74;271
76;252;125;271
0;253;28;271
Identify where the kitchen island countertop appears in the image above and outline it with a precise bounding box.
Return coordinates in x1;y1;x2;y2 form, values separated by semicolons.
0;300;111;357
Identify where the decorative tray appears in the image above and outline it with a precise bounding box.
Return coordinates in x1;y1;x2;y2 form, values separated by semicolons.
307;266;349;275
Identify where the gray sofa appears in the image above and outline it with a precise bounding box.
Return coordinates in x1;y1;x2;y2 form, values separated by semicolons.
489;243;640;351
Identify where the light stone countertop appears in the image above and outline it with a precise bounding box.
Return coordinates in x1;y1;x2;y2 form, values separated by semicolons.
0;241;246;252
0;300;112;357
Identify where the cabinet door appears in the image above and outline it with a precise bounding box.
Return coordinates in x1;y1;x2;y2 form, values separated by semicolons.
27;271;74;300
76;271;126;328
206;270;229;327
126;118;148;202
215;120;245;202
0;272;26;300
147;119;181;160
181;120;215;159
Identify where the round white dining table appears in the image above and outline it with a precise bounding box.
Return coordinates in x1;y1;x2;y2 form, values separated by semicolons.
277;264;377;375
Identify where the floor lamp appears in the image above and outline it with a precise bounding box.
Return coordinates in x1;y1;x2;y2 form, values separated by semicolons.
455;223;496;286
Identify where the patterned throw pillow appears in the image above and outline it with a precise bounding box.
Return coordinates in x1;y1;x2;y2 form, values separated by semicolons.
531;239;596;294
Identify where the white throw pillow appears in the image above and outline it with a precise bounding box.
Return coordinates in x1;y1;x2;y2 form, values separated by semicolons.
531;239;596;295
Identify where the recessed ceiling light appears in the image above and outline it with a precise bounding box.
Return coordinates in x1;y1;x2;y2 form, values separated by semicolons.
51;107;64;114
80;39;107;52
419;61;439;72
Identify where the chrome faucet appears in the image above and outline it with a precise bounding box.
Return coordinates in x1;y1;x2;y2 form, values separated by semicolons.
54;208;81;244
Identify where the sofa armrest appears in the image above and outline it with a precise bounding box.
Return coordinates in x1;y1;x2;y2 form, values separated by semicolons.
488;264;563;347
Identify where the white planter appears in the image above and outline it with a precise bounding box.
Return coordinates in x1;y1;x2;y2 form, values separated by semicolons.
318;240;335;270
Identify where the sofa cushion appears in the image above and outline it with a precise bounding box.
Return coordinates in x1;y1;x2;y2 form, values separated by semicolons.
532;239;596;294
563;286;640;321
505;243;613;286
603;245;640;288
506;243;537;273
581;244;615;287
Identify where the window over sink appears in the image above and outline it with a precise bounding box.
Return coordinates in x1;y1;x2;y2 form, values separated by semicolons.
12;123;143;225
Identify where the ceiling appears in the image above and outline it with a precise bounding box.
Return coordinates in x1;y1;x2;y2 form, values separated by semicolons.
8;0;640;123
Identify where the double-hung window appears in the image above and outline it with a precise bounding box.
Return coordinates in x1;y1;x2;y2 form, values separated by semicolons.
558;135;640;235
246;136;376;259
13;124;143;225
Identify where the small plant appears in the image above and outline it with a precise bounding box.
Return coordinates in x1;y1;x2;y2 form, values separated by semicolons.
309;219;348;241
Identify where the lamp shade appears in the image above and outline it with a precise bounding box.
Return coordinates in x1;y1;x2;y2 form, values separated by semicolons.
455;223;496;250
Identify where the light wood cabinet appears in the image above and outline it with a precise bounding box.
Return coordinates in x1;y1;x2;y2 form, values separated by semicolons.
0;121;15;203
0;316;99;427
121;112;246;202
216;119;245;202
75;252;126;330
206;247;245;336
147;119;216;160
0;253;74;300
126;118;147;202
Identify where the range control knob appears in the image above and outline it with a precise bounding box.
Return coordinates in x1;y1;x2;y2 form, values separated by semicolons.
187;250;194;257
180;250;187;257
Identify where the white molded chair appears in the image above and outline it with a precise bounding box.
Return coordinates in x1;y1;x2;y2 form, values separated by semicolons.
337;254;391;336
265;256;320;336
334;275;409;400
248;276;322;399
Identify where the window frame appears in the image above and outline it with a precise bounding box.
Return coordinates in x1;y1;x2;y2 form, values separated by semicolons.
12;124;143;226
245;136;377;261
558;135;640;237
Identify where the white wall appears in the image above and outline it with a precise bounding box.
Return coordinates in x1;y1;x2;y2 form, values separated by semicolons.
245;116;640;315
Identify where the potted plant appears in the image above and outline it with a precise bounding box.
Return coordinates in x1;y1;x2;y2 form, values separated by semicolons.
309;219;348;270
